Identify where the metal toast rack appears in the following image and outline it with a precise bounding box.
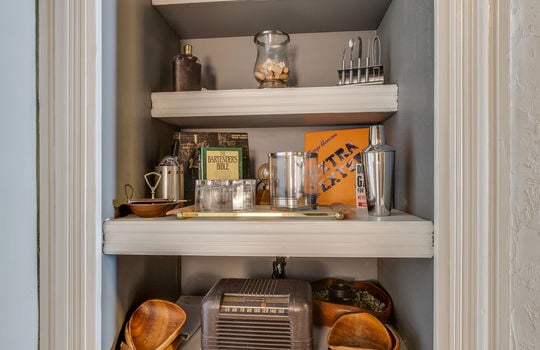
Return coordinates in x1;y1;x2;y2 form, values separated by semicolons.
338;35;384;85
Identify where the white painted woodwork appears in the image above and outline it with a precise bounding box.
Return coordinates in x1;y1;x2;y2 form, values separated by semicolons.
39;0;513;349
152;0;392;38
151;85;398;128
103;210;433;257
39;0;102;349
434;0;511;349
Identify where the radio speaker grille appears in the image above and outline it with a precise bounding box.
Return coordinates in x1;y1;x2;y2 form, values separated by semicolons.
212;317;292;349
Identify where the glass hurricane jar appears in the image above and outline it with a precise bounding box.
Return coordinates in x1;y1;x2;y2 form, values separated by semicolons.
253;30;291;88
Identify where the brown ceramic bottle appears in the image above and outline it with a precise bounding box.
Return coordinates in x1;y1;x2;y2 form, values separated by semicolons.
172;44;201;91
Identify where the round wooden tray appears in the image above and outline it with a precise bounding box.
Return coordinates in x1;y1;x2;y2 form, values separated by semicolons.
311;278;393;327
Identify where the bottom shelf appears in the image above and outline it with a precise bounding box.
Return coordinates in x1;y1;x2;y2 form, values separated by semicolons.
121;293;407;350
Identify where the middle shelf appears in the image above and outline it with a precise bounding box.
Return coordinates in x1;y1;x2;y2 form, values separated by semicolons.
151;84;398;128
102;209;433;258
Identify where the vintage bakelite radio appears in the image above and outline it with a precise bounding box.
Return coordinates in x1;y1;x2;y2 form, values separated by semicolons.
201;278;313;350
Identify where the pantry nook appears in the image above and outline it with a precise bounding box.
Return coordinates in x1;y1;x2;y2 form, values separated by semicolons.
37;0;512;349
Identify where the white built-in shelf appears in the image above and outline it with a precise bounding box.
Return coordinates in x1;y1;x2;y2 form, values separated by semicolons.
102;209;433;257
152;0;392;39
151;84;398;128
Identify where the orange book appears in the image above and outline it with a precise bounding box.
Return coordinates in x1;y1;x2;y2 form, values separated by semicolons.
304;128;369;206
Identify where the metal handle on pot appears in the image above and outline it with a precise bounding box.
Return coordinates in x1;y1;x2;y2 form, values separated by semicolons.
124;184;134;202
144;172;162;199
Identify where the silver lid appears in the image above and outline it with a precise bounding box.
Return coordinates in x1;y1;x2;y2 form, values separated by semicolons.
268;151;318;159
363;125;395;153
369;125;385;146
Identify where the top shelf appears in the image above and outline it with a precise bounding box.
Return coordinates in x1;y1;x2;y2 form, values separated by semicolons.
152;0;392;38
151;84;398;128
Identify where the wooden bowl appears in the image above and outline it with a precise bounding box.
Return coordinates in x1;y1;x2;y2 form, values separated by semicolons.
129;201;180;218
311;278;393;327
327;312;392;350
125;299;187;350
385;324;401;350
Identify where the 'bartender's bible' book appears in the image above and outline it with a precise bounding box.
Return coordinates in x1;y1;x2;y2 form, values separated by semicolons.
198;146;243;180
304;128;369;206
173;132;249;203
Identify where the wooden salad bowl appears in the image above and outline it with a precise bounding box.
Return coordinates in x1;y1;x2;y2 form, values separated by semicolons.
121;333;183;350
124;299;186;350
311;278;393;327
327;312;393;350
385;324;401;350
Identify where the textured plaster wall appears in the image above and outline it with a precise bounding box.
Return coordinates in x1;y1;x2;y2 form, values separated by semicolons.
510;0;540;348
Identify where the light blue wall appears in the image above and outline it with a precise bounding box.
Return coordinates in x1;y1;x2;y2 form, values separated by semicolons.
0;1;38;349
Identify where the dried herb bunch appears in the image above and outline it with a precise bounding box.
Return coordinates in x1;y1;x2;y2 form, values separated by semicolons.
313;288;387;312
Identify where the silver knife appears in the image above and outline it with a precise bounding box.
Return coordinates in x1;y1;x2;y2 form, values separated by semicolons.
358;36;362;64
357;36;363;83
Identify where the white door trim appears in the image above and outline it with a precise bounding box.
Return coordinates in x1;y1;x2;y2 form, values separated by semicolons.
38;0;102;349
39;0;511;348
434;0;511;349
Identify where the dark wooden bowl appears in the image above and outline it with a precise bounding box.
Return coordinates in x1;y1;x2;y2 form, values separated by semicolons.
311;278;393;327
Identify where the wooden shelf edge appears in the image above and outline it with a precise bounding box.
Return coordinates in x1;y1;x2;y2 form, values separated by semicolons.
151;85;398;127
102;210;433;258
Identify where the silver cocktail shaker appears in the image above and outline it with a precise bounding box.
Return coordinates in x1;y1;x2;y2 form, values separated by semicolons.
155;139;184;201
155;165;183;201
361;125;395;216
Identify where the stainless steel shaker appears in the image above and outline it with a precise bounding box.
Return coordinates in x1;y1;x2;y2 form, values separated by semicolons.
155;165;183;201
361;125;395;216
155;139;184;201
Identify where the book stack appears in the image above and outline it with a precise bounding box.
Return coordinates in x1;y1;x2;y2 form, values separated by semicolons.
173;132;250;204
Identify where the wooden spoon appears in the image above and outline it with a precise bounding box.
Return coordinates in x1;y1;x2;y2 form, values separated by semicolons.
127;299;187;350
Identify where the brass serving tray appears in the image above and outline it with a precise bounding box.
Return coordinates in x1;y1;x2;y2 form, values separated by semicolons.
167;205;345;220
